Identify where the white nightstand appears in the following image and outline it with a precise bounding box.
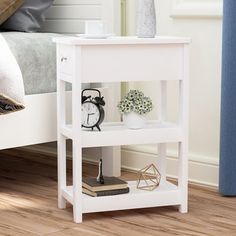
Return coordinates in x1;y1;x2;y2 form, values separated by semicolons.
54;36;190;223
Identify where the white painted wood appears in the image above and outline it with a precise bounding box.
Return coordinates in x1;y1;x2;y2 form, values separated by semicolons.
61;126;73;140
92;121;180;146
171;0;223;19
0;93;57;150
158;81;167;121
63;181;181;213
82;181;180;213
57;42;123;222
62;188;73;205
80;45;183;83
57;44;67;209
102;147;121;177
178;44;189;213
61;121;181;148
56;37;190;222
57;44;74;76
158;81;167;184
71;46;83;223
53;37;189;83
102;82;121;122
158;144;167;185
60;73;72;84
178;141;188;213
101;82;121;177
53;36;191;45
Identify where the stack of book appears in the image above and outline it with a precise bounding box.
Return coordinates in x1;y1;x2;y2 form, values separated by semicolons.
82;177;129;197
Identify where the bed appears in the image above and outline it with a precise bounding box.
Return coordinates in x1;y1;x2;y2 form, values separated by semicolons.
0;0;121;176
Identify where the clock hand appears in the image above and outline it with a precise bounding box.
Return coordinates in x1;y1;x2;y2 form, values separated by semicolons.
87;113;95;124
87;114;90;124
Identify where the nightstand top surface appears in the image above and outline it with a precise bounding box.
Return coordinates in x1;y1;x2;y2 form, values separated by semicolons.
53;36;191;45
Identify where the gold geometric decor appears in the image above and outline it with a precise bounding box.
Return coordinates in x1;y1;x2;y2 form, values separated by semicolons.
137;164;161;191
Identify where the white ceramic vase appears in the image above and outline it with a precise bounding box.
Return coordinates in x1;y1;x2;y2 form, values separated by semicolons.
123;112;147;129
137;0;156;38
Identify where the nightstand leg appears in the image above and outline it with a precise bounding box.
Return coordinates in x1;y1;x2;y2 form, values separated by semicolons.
101;82;121;177
158;143;167;185
72;47;83;223
73;140;82;223
58;135;67;209
102;146;121;177
178;45;189;213
178;141;188;213
158;81;167;184
57;78;67;209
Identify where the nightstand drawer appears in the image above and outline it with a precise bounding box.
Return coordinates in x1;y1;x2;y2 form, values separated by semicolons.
57;45;74;75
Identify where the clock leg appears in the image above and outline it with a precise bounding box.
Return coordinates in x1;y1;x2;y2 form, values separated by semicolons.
96;125;101;132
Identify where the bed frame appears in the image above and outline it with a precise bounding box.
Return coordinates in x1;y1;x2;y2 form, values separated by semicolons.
0;0;122;176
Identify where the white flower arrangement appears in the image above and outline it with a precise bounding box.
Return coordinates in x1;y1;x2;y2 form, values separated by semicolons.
118;90;153;115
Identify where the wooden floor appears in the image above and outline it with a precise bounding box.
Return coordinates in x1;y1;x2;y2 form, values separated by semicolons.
0;149;236;236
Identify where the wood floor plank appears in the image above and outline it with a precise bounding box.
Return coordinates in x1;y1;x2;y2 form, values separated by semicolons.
46;227;106;236
0;224;38;236
0;148;236;236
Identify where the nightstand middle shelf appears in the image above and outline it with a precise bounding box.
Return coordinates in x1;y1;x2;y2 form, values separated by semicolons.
60;120;183;148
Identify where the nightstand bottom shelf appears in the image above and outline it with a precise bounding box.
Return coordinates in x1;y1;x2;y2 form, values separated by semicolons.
61;181;181;214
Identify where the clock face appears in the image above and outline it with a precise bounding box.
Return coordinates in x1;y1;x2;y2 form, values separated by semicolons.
81;102;100;128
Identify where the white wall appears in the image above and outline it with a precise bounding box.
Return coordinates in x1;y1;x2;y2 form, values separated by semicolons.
122;0;223;186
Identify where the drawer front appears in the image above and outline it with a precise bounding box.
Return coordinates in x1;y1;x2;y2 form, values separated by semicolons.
81;44;184;83
57;45;74;75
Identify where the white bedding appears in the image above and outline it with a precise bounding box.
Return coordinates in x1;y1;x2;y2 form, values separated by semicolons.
0;34;25;114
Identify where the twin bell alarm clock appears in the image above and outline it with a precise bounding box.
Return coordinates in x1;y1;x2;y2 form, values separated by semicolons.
81;89;105;131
